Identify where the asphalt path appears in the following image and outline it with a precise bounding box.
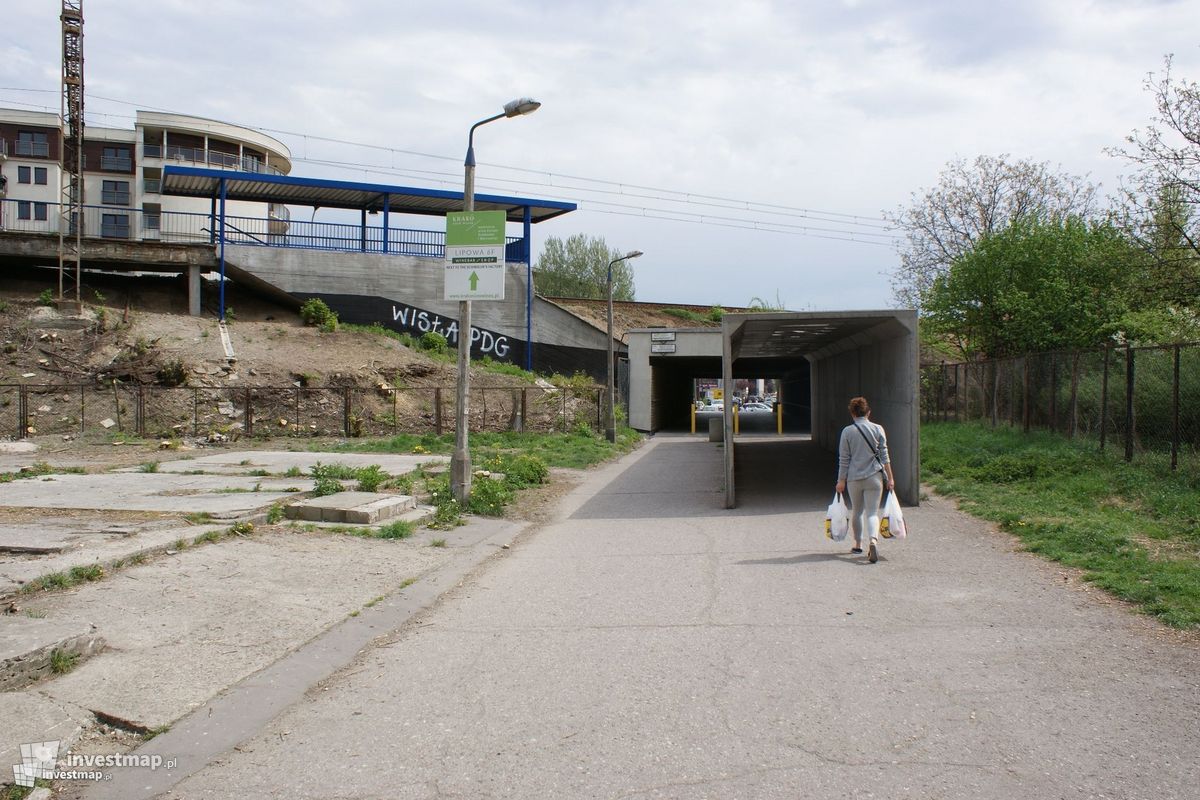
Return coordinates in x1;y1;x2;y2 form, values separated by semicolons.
159;434;1198;799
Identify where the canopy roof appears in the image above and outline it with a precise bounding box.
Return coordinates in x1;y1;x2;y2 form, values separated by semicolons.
161;166;577;223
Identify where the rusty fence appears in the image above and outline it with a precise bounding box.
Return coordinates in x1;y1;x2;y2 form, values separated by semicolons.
921;342;1200;469
0;384;605;441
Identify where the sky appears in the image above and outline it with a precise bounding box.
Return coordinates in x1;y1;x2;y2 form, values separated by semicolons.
2;0;1198;310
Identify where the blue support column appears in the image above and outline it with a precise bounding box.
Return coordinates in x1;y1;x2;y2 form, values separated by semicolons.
209;196;217;245
382;195;391;254
360;208;367;252
524;205;533;372
218;179;227;321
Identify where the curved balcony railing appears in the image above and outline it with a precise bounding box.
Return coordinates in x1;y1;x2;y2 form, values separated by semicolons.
141;144;285;176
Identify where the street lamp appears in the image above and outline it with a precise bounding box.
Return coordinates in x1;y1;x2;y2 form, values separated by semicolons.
451;97;541;504
606;250;643;443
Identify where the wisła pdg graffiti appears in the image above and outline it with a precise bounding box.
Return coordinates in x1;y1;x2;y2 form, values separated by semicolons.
391;304;510;358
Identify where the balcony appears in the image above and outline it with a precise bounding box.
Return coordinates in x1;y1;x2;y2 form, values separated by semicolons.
102;189;131;205
101;155;133;171
16;141;50;158
156;145;284;176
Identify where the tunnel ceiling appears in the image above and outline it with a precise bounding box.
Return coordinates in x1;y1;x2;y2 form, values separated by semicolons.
728;313;903;362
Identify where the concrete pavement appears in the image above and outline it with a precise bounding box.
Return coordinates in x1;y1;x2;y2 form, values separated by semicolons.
79;434;1199;799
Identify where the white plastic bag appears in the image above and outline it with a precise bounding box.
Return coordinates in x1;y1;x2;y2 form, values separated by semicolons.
881;491;907;539
825;493;850;541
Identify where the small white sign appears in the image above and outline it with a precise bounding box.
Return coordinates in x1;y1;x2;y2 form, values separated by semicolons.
650;331;676;341
651;342;677;354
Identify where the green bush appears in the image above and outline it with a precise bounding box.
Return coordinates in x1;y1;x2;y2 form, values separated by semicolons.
419;331;449;354
355;464;389;492
300;298;339;332
37;288;54;306
468;475;515;516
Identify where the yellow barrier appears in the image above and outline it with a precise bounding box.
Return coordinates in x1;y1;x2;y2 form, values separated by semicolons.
690;404;696;434
733;405;740;435
777;404;782;435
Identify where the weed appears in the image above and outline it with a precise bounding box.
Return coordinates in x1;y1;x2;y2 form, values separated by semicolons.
355;464;389;492
23;608;47;618
266;503;286;524
312;476;342;497
138;461;160;473
37;288;54;306
467;475;514;517
365;595;385;607
348;610;360;617
248;469;270;477
69;564;104;583
50;649;80;675
142;725;170;741
229;521;254;536
399;577;417;589
129;552;147;565
430;538;448;548
172;538;190;551
184;512;214;525
193;530;221;545
376;520;416;539
283;465;304;478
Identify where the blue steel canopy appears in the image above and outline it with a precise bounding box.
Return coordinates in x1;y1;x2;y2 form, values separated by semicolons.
160;166;576;223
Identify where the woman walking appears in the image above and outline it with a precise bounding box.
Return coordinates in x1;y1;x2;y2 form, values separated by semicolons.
835;396;896;563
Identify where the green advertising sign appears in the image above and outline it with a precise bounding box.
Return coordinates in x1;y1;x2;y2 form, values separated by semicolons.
445;211;506;247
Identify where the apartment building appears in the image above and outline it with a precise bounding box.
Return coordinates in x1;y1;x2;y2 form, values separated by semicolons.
0;108;291;240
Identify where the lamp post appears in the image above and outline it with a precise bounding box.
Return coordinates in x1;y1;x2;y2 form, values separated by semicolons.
606;250;643;443
451;97;541;504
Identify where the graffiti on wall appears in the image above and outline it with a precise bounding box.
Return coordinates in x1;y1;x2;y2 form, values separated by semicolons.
390;303;510;358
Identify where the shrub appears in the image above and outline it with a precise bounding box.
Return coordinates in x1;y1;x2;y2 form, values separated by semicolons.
355;464;389;492
419;331;449;354
37;288;54;306
300;298;339;332
468;476;514;516
157;358;189;387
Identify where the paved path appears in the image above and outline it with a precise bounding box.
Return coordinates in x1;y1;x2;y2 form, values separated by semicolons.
105;435;1198;798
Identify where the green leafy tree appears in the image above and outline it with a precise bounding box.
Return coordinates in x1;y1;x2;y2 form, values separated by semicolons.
922;218;1137;359
534;234;636;300
885;155;1098;309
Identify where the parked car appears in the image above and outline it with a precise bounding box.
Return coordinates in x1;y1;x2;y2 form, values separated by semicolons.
740;402;773;413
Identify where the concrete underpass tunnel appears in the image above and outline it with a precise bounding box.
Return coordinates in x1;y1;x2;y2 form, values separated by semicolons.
720;310;920;510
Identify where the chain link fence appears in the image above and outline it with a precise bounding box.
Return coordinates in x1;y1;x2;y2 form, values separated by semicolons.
922;342;1200;470
0;384;604;443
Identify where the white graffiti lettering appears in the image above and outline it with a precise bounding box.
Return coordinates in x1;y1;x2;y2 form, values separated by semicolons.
389;304;512;358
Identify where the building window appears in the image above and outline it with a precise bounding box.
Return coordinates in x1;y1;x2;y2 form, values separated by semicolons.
34;202;48;221
18;166;31;184
144;213;161;230
101;146;132;171
17;201;31;220
101;180;130;205
16;131;50;158
35;167;48;185
101;213;130;239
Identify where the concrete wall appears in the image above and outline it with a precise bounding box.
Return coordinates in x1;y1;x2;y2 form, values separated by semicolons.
627;329;722;431
809;313;920;505
223;244;610;373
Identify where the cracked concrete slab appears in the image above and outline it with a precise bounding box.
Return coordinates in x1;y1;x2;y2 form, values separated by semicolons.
0;473;312;515
141;451;447;476
0;692;92;777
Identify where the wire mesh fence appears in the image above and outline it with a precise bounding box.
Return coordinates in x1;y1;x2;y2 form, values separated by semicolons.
1;384;604;443
922;342;1200;470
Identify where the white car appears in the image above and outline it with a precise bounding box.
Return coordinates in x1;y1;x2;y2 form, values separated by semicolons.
739;402;773;413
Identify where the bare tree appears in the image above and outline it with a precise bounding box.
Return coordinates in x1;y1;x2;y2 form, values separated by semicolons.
1110;55;1200;282
884;155;1098;308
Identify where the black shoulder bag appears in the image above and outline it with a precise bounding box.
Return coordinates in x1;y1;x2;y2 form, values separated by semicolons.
852;421;885;470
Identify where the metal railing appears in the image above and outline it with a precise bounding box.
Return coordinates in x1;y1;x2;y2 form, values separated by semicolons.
15;141;50;158
1;199;527;259
922;342;1200;469
142;144;284;176
0;384;604;441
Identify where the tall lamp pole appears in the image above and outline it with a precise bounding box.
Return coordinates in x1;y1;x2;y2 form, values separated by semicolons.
451;97;541;504
606;250;643;443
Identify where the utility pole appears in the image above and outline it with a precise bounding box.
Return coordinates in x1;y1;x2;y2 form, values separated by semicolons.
59;0;84;309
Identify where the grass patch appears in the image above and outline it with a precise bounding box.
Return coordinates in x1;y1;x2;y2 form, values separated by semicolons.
141;725;170;741
923;421;1200;629
399;577;417;589
339;427;639;470
184;512;215;525
50;648;80;675
137;461;160;473
376;520;416;539
282;465;304;478
192;530;222;545
430;538;447;548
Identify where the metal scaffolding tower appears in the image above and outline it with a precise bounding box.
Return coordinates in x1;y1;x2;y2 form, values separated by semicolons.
59;0;84;306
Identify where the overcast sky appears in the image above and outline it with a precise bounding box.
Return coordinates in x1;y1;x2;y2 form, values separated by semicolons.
3;1;1198;310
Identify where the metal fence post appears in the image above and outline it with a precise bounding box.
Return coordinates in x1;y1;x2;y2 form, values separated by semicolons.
434;388;443;435
136;385;146;436
1124;345;1135;462
294;388;301;431
521;388;527;432
1099;346;1110;452
343;387;351;438
1171;344;1180;471
1022;358;1030;433
244;388;254;438
393;389;398;435
18;384;28;439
